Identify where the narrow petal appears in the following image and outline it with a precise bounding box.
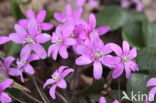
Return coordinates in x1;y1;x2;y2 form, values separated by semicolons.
146;78;156;87
0;79;13;91
61;68;74;78
58;66;68;74
110;43;123;56
93;61;103;80
36;10;46;23
0;92;12;103
122;41;130;54
18;19;28;29
24;64;35;75
64;38;76;46
15;24;27;37
0;36;10;45
96;26;110;35
112;100;120;103
35;33;51;43
57;79;67;89
28;19;38;35
4;56;15;69
41;23;53;31
43;79;56;88
75;56;92;65
26;9;35;19
89;13;96;29
8;68;21;76
149;87;156;98
54;13;66;22
129;48;137;59
129;61;139;71
99;97;106;103
49;85;57;99
48;44;57;57
52;45;60;60
112;63;124;79
33;44;47;59
65;4;72;16
20;44;31;61
9;33;26;44
28;54;40;62
125;63;131;79
59;46;68;59
73;8;83;19
76;0;86;7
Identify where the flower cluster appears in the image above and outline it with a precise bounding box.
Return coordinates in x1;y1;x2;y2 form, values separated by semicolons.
120;0;144;11
0;3;140;102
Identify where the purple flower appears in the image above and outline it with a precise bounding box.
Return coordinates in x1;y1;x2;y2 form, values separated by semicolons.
78;13;110;39
43;66;74;99
18;9;53;32
9;19;51;59
9;53;39;82
48;25;76;60
120;0;144;12
146;78;156;98
110;41;139;79
0;56;15;77
0;36;10;45
75;36;112;80
99;97;120;103
54;4;83;24
0;79;13;103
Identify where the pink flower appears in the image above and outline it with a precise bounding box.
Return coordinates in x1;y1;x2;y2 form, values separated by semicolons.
0;56;15;77
54;4;83;24
75;36;112;80
0;79;13;103
43;66;74;99
110;41;139;79
18;9;53;32
9;19;51;59
9;53;39;82
0;36;10;45
48;25;76;60
99;97;120;103
120;0;144;12
78;13;110;39
146;78;156;98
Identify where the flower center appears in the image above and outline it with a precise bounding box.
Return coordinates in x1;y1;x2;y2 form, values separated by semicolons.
93;53;101;59
57;40;62;44
53;73;61;82
17;60;26;67
71;33;77;38
122;56;128;62
27;37;34;44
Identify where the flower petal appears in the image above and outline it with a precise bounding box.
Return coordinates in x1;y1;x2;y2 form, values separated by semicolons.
0;79;13;91
28;54;40;62
20;44;32;61
28;19;38;35
122;41;130;54
0;92;12;103
73;7;83;19
49;85;57;99
43;79;56;88
93;61;103;80
125;63;131;79
76;0;86;7
59;46;68;59
99;97;106;103
54;13;66;22
4;56;15;69
110;43;122;56
0;36;10;45
65;4;72;16
9;68;21;76
18;19;28;29
33;44;47;59
36;10;46;23
35;33;51;43
9;33;26;44
129;48;137;59
146;78;156;87
61;68;74;78
89;13;96;29
112;63;124;79
75;55;92;65
41;23;53;31
26;9;35;19
129;61;139;71
15;24;27;37
57;79;67;89
149;87;156;98
58;66;68;74
96;26;110;35
24;64;35;75
64;38;76;46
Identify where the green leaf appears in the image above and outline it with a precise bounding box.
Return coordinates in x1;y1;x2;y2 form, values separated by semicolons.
137;47;156;77
45;10;55;22
96;5;146;31
122;22;145;48
0;76;30;92
96;5;127;30
126;73;149;103
142;21;156;47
